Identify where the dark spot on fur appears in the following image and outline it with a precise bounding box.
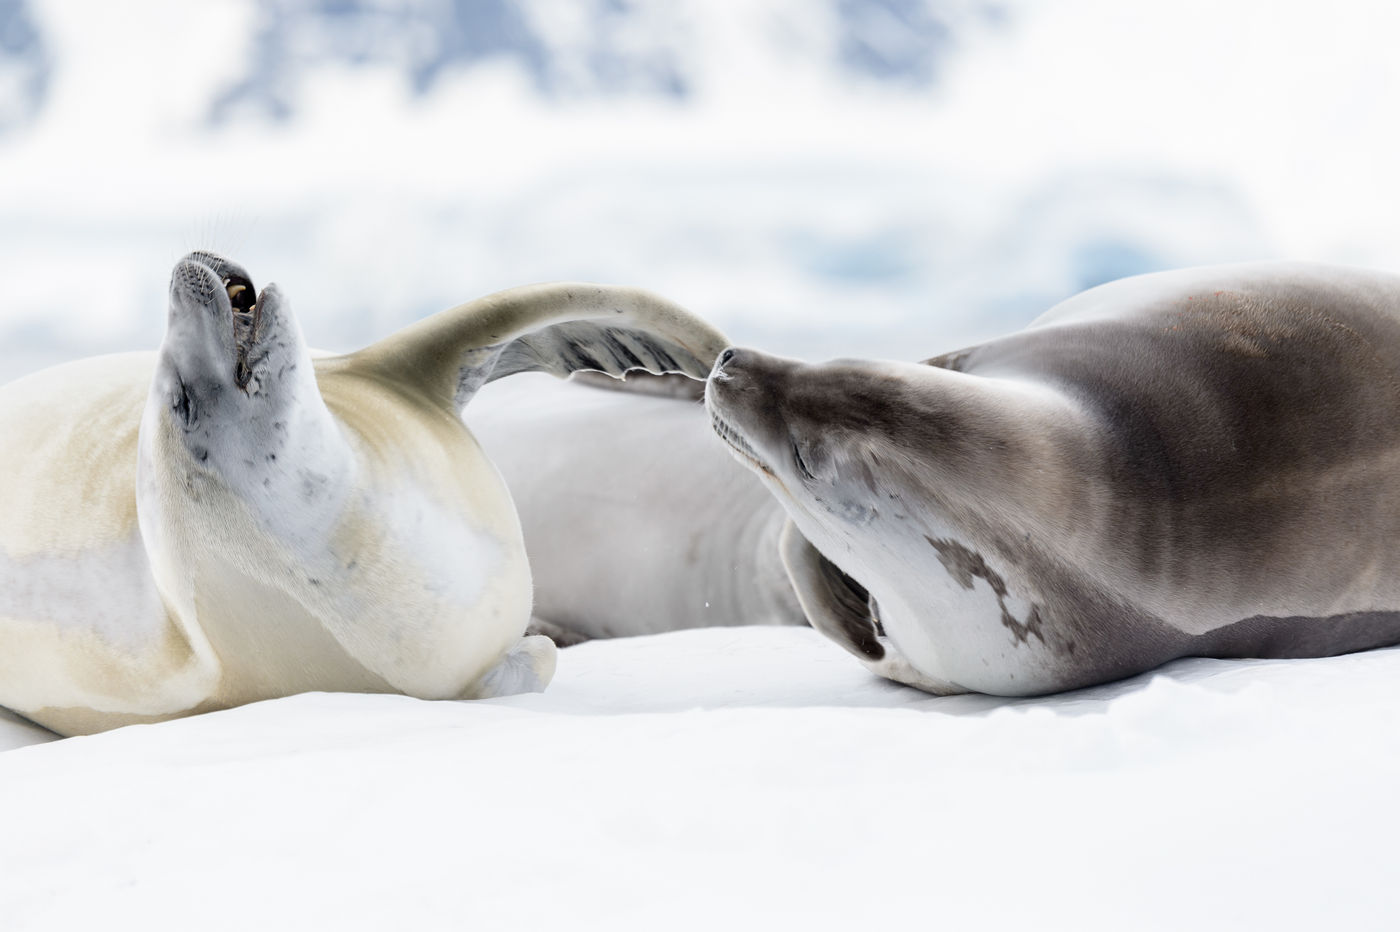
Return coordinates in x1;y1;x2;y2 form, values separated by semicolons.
926;535;1045;646
172;377;196;428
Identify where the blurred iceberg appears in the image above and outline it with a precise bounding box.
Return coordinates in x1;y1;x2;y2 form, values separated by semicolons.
0;0;1395;381
0;0;49;136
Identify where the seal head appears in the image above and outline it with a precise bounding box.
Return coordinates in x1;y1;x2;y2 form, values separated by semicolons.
707;347;1084;695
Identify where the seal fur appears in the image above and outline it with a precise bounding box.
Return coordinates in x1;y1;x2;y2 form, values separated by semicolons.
467;371;803;642
0;251;727;735
706;262;1400;695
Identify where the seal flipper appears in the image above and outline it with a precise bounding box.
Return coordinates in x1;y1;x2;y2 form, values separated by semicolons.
463;635;558;699
779;519;884;660
566;369;707;402
348;283;729;410
779;520;964;695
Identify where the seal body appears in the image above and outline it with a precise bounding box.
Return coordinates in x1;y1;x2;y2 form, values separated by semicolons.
706;262;1400;695
0;252;727;734
0;352;530;735
468;374;802;642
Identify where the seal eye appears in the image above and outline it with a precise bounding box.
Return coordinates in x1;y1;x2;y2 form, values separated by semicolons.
224;274;256;312
792;441;817;482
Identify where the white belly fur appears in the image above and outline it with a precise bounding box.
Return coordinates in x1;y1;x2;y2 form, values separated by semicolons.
0;353;535;734
0;354;220;730
790;501;1062;695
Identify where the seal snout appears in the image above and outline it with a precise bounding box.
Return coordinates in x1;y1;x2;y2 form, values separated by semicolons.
707;346;805;385
169;253;274;391
708;346;745;382
706;347;787;477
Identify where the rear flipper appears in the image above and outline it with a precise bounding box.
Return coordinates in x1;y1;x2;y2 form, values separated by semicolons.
463;635;558;699
779;520;963;695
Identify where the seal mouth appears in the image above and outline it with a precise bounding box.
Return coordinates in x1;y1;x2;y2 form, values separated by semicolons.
709;409;774;477
225;272;263;390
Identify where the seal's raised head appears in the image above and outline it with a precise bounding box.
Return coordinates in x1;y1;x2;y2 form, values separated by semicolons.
164;251;269;390
142;252;352;597
152;251;327;474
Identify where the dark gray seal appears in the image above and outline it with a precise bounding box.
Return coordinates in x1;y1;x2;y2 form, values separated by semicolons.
705;261;1400;695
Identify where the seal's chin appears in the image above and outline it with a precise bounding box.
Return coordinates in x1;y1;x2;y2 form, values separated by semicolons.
708;408;775;477
224;272;263;390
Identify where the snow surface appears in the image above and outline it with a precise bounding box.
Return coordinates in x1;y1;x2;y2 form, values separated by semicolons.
3;626;1399;930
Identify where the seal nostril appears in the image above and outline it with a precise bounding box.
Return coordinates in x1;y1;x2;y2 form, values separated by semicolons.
718;348;736;367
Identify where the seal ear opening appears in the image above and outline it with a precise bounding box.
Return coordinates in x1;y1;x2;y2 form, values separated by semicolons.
778;520;885;661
